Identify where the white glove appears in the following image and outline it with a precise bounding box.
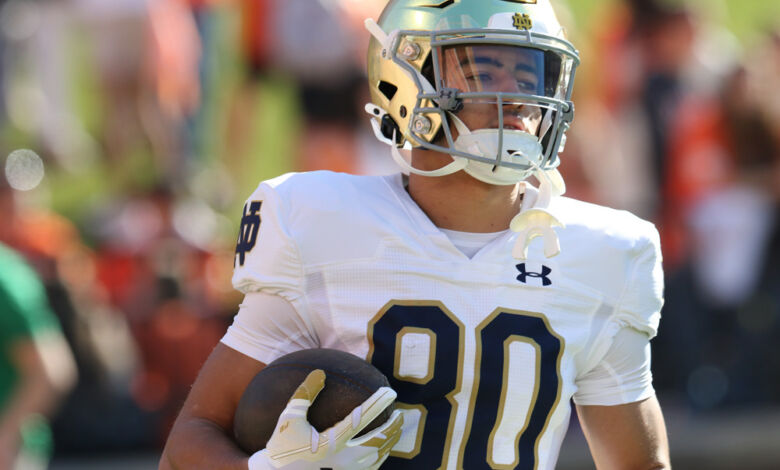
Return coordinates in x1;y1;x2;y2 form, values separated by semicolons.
247;369;403;470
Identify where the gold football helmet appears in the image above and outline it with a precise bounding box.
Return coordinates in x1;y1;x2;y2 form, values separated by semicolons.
365;0;579;185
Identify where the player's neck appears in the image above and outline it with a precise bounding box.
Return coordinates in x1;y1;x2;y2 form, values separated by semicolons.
407;150;522;233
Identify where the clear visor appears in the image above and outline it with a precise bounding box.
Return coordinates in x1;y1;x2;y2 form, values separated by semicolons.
438;44;564;100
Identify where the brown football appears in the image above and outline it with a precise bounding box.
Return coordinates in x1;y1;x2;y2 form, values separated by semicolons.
233;348;395;454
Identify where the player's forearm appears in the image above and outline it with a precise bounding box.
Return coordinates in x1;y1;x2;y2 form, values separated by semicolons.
577;397;670;470
161;416;251;470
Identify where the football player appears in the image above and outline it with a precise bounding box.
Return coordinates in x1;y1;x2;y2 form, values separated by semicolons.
160;1;671;469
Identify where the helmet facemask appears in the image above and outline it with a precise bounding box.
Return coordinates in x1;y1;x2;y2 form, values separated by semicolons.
434;42;568;184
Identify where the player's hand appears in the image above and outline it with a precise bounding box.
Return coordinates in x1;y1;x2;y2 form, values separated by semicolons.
247;369;403;470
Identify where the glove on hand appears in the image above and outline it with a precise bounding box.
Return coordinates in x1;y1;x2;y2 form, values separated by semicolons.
248;369;403;470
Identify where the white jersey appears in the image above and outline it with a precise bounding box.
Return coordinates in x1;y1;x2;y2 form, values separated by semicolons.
226;171;663;470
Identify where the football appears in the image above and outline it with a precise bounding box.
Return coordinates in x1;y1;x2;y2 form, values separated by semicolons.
233;348;395;454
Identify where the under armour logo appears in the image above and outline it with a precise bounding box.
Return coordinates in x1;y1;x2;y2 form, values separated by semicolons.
516;263;552;286
235;201;262;267
437;87;463;111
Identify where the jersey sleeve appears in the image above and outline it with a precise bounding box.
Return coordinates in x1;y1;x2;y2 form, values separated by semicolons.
232;176;304;304
226;175;321;362
572;327;655;406
613;223;663;339
571;222;663;405
221;292;319;364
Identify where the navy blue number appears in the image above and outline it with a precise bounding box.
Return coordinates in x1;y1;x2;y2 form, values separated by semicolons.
368;302;463;469
463;311;562;470
368;304;562;470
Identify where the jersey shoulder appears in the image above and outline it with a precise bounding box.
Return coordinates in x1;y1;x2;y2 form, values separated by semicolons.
259;170;396;208
554;196;658;248
245;171;407;266
551;197;663;337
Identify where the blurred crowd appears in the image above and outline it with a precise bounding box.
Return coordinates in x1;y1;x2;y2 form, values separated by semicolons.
563;0;780;411
0;0;778;464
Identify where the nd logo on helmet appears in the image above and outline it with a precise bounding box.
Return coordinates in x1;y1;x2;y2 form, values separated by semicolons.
513;13;533;30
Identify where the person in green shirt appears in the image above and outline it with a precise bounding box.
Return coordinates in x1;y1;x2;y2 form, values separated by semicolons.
0;242;76;469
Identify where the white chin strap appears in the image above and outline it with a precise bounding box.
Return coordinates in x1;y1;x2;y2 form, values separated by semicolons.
390;143;469;177
364;103;469;177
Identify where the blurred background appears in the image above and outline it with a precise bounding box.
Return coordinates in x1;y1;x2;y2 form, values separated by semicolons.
0;0;778;468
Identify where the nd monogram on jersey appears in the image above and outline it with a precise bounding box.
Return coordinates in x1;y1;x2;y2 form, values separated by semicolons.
229;171;663;470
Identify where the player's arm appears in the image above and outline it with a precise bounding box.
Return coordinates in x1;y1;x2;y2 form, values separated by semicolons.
161;293;402;470
576;396;670;470
573;327;670;469
160;343;266;470
160;290;304;469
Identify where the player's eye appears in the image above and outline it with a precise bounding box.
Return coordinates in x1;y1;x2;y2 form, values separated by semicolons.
517;79;538;92
466;72;493;83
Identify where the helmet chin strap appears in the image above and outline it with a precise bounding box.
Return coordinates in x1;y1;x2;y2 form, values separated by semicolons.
364;103;468;177
389;141;469;177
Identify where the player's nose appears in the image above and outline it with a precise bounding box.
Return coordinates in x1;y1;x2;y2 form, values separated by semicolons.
493;71;522;94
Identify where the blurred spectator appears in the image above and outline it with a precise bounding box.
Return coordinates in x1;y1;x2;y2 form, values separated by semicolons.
222;0;276;174
0;0;6;126
144;0;202;181
636;2;697;191
1;169;152;454
570;0;738;221
561;0;780;411
224;0;395;186
73;0;152;167
238;0;273;80
183;0;219;165
85;183;238;444
654;30;780;410
271;0;396;175
73;0;201;186
0;241;77;470
0;0;97;172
